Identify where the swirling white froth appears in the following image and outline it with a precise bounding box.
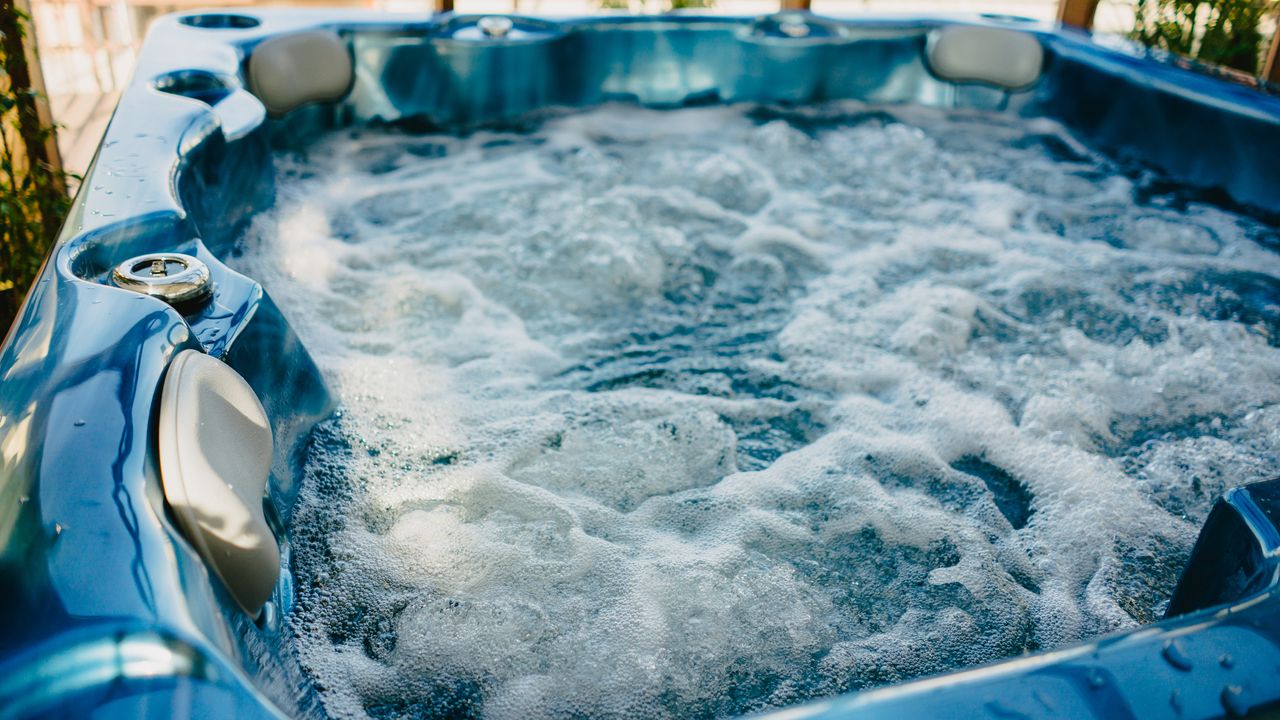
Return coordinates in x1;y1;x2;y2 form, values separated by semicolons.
232;103;1280;719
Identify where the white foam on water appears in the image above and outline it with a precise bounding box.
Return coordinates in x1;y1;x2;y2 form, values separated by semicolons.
232;103;1280;719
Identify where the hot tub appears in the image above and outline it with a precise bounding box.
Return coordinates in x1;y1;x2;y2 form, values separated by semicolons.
1;8;1279;720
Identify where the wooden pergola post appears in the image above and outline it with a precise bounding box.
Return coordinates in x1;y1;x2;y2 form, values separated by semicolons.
1055;0;1100;30
1263;22;1280;85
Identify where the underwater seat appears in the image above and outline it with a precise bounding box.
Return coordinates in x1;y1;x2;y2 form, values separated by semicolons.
247;29;354;116
158;349;279;617
926;25;1044;90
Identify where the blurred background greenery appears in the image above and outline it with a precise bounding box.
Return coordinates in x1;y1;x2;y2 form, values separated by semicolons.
1132;0;1278;73
0;4;72;336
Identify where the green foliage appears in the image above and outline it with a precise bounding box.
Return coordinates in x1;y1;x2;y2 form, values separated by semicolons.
1130;0;1278;73
0;4;72;334
594;0;716;11
669;0;716;9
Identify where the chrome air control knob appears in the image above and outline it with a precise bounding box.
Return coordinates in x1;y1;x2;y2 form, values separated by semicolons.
111;252;213;306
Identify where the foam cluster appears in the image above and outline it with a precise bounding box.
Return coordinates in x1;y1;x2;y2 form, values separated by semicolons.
232;104;1280;719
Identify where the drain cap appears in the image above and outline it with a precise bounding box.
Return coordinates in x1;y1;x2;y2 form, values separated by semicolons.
111;252;213;305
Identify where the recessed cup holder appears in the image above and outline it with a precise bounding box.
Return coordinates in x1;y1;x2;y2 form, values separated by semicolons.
153;70;235;106
178;13;260;30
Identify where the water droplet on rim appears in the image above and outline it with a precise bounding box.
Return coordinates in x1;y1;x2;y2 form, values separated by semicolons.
1220;685;1248;717
1162;639;1193;671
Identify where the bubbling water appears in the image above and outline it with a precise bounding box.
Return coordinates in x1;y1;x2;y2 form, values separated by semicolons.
232;103;1280;719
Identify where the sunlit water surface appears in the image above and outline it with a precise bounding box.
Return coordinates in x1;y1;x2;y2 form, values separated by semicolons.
231;103;1280;719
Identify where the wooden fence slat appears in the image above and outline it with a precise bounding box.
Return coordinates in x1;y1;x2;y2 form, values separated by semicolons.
9;0;64;184
1263;21;1280;85
1056;0;1100;30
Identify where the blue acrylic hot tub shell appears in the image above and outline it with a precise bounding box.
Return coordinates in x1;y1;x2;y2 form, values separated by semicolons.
1;10;1278;719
